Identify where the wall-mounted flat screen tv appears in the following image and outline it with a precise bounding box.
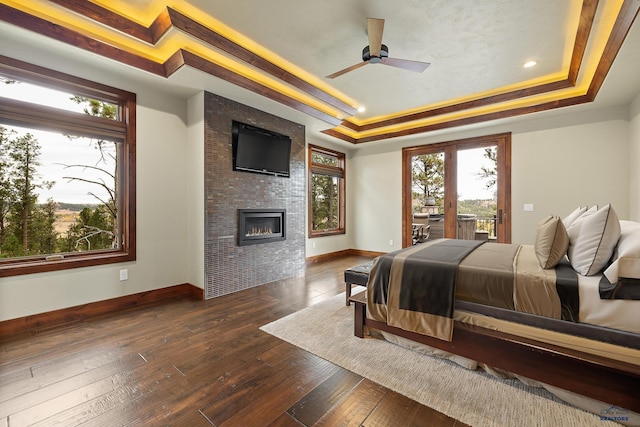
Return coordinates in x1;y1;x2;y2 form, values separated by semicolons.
232;121;291;178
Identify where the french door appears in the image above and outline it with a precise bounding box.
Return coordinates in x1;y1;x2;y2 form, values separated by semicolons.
402;133;511;247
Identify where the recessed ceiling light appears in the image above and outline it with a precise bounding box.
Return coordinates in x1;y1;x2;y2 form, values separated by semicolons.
357;106;366;113
523;61;537;68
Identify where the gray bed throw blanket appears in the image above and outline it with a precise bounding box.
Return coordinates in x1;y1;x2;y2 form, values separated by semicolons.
367;239;484;341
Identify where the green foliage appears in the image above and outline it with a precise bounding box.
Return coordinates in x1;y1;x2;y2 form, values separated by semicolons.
60;206;115;251
412;154;444;210
457;199;497;217
57;202;95;211
311;150;341;231
312;174;339;230
478;147;497;190
0;127;15;251
0;95;118;259
70;96;118;120
29;199;59;254
0;129;55;255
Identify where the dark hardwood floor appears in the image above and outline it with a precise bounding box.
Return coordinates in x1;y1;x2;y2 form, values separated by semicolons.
0;255;470;426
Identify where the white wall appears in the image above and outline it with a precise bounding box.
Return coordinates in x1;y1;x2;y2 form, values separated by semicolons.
630;93;640;221
0;90;191;322
511;119;629;243
1;38;638;320
344;109;632;252
350;149;404;252
305;136;354;257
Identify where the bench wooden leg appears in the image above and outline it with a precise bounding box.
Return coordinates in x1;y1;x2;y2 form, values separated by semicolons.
353;300;365;338
345;283;352;306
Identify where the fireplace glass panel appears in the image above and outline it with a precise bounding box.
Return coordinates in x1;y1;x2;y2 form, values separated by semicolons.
238;209;286;246
245;217;281;237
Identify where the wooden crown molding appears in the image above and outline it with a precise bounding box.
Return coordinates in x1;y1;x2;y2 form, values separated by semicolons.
48;0;357;116
324;0;640;143
328;0;597;135
2;0;639;143
0;2;351;126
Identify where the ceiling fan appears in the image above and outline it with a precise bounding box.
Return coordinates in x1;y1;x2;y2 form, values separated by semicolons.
326;18;431;79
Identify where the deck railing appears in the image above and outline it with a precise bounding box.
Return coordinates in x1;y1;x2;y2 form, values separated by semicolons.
413;213;498;243
475;216;497;239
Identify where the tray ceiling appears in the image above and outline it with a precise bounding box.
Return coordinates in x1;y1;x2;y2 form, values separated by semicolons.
0;0;639;144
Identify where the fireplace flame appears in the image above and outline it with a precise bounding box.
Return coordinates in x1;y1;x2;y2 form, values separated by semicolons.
246;226;273;236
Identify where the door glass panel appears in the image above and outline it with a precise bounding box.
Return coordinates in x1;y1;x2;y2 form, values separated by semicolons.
410;152;445;244
456;146;497;241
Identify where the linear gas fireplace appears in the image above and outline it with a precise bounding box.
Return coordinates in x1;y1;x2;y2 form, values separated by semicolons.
238;209;286;246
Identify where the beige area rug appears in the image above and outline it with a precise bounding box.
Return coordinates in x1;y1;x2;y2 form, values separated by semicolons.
260;288;625;427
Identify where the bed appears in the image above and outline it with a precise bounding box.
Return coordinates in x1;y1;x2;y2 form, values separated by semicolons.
352;205;640;420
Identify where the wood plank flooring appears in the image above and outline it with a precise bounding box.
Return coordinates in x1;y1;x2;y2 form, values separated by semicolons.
0;255;470;426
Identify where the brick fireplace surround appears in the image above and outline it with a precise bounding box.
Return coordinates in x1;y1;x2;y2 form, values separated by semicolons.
204;92;306;298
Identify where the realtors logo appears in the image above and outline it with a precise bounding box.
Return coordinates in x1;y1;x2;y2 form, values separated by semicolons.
600;405;629;422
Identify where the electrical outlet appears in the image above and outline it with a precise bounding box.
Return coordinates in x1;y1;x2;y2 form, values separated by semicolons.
389;239;394;246
312;241;316;249
119;269;128;281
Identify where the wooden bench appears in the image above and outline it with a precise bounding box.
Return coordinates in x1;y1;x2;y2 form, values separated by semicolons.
343;261;373;306
348;291;367;337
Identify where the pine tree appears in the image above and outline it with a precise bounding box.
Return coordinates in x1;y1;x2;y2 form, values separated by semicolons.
412;154;445;209
6;132;53;254
478;147;497;190
30;198;59;254
310;151;340;231
311;174;338;230
0;126;16;254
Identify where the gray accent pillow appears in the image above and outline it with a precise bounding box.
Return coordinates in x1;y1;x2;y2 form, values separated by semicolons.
535;215;569;269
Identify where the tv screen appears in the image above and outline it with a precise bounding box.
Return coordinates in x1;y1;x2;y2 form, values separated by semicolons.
232;121;291;177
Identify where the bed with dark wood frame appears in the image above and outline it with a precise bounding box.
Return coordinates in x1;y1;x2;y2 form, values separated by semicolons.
345;217;640;413
344;208;640;416
349;290;640;413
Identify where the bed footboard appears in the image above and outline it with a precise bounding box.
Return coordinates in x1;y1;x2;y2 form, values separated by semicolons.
348;291;640;413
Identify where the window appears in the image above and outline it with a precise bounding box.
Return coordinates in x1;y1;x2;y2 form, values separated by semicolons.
402;133;511;247
0;56;136;277
308;144;345;237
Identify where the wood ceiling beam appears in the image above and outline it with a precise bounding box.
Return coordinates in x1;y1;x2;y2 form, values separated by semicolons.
2;0;639;143
42;0;357;117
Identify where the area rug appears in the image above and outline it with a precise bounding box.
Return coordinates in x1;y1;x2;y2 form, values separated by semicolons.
260;288;624;427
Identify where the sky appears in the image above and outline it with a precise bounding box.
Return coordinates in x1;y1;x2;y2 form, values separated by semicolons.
457;147;496;201
1;79;115;205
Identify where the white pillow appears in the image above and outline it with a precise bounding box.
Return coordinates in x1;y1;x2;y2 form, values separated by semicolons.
603;221;640;284
562;206;587;229
565;205;597;261
567;204;621;276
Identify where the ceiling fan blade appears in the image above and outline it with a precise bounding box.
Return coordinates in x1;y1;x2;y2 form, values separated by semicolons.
367;18;384;57
326;61;369;79
380;57;431;73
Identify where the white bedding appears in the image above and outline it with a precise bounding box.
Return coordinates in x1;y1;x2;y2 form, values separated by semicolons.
579;273;640;334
